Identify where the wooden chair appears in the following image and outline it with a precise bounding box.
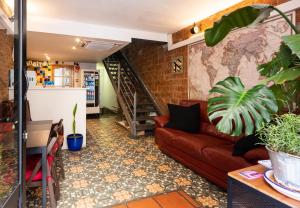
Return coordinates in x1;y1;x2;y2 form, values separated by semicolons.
51;119;65;181
26;131;58;208
25;99;32;121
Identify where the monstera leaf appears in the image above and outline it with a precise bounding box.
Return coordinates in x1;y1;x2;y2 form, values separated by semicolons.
283;34;300;59
204;5;273;47
208;77;278;136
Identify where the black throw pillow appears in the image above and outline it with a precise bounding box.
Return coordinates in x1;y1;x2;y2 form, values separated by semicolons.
165;103;200;133
232;134;262;156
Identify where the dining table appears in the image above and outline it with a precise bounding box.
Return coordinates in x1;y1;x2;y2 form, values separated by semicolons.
27;120;53;208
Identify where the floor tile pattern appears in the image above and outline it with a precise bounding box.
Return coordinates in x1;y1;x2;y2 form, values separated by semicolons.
0;132;18;207
27;116;226;207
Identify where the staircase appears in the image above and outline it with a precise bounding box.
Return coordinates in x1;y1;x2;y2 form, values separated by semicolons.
103;51;161;137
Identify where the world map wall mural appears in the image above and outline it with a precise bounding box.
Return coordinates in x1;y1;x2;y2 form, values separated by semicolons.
188;12;295;100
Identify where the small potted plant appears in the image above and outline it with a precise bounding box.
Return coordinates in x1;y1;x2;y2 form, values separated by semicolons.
67;103;83;151
258;113;300;191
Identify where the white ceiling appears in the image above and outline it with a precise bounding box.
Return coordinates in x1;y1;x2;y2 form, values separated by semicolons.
27;0;243;62
27;31;128;62
27;0;243;33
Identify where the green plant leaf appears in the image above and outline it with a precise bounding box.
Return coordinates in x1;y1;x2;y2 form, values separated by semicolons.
204;5;273;47
73;103;77;134
283;34;300;59
270;80;300;112
73;103;77;117
258;114;300;155
208;77;278;136
73;120;76;135
264;66;300;84
258;43;294;77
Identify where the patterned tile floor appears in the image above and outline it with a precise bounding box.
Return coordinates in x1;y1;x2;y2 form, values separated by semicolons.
27;116;227;207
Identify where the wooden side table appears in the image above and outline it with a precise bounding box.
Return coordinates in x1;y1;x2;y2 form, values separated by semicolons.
228;165;300;208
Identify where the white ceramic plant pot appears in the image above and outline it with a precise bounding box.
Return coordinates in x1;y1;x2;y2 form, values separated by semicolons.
267;146;300;191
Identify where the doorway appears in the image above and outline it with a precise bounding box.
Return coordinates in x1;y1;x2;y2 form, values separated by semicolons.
0;0;27;207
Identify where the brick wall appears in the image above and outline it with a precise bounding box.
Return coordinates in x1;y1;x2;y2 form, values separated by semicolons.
0;30;13;102
122;40;188;114
172;0;289;44
123;0;298;114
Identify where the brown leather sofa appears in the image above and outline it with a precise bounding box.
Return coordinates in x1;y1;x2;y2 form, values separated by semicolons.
154;100;268;189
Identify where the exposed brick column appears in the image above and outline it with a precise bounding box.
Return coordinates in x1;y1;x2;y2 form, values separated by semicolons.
0;30;14;102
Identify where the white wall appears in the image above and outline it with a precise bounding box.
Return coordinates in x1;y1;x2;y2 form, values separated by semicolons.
9;87;86;149
97;62;119;111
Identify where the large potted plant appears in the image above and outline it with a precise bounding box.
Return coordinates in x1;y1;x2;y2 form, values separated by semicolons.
258;113;300;190
202;4;300;189
67;103;83;151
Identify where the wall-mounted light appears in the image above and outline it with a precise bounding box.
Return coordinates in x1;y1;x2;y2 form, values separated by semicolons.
190;22;200;34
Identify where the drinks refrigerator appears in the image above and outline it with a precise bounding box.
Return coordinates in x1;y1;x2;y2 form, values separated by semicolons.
82;70;100;114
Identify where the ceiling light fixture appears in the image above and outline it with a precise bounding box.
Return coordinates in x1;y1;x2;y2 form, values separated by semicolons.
190;22;200;34
75;38;81;43
72;46;77;50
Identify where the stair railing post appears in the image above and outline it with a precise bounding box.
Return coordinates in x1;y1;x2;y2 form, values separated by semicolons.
117;63;121;95
132;91;137;137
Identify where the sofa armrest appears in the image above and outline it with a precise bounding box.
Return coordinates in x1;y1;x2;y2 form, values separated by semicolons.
243;146;269;162
154;115;169;128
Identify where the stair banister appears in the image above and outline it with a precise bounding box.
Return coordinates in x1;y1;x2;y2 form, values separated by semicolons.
132;91;137;137
117;63;121;95
118;51;162;115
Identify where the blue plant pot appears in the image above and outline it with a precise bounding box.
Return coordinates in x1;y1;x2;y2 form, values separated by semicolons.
67;134;83;151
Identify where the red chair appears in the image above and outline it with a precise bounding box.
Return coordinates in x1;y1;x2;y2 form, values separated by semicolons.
26;133;58;208
51;119;65;181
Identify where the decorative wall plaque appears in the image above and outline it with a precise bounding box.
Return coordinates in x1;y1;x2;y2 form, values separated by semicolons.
171;56;184;73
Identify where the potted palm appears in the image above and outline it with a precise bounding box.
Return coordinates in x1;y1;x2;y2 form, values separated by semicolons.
258;113;300;190
203;4;300;189
67;103;83;151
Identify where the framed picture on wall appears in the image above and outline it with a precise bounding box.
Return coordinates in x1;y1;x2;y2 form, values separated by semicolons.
171;56;184;74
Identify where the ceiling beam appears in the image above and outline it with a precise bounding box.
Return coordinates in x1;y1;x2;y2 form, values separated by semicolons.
28;15;168;43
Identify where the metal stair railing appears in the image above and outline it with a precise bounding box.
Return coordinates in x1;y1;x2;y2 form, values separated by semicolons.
117;51;162;115
103;58;138;137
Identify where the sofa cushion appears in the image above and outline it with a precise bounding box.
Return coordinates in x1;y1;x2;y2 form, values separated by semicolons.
202;144;251;173
165;103;200;133
155;128;228;159
200;122;241;144
180;100;209;123
232;134;262;156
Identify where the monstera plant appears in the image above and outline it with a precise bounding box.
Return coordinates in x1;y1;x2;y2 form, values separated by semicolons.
205;4;300;136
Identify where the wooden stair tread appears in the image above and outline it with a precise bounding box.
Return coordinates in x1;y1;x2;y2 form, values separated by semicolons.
136;108;155;113
136;123;155;131
135;116;153;121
